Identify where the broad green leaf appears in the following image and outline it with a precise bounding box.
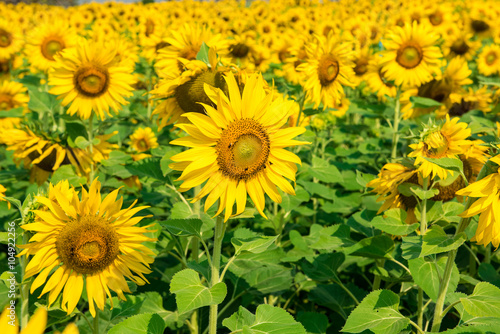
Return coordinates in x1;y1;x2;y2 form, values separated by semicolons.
196;41;210;64
160;149;181;176
2;196;21;212
170;269;227;313
408;257;459;301
237;266;293;295
442;323;500;333
231;235;278;255
301;253;345;282
169;202;194;220
423;157;464;175
461;282;500;318
342;290;409;334
421;226;467;256
161;218;202;237
344;235;394;259
309;224;352;250
410;96;442;108
223;304;306;333
0;107;23;118
309;284;365;318
478;263;500;287
371;209;419;236
74;136;90;149
281;185;310;212
410;186;440;200
101;151;133;166
28;88;57;114
309;155;343;183
297;312;329;334
355;170;376;188
126;157;168;181
108;313;165;334
50;165;87;187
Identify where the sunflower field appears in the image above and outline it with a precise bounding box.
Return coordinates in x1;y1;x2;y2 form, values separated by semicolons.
2;0;500;333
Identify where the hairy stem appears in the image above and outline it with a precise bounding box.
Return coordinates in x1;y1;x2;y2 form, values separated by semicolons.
209;216;225;334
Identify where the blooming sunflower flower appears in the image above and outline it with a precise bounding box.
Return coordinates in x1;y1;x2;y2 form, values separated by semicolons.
365;57;397;102
18;179;156;317
367;162;419;224
477;44;500;76
297;33;355;109
408;116;472;180
0;20;23;59
0;80;29;129
456;155;500;248
24;20;76;73
48;39;136;120
169;72;308;221
381;22;443;87
130;127;159;152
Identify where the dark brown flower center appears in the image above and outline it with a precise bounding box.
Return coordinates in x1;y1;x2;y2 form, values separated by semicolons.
216;119;270;180
41;37;65;61
0;94;14;110
317;54;339;86
74;66;109;97
471;20;490;33
175;70;226;114
230;43;250;58
450;40;470;56
396;44;423;69
0;29;12;48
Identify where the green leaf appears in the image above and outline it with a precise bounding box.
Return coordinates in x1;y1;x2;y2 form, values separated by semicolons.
410;96;442;108
410;186;440;200
0;107;24;118
461;282;500;318
297;312;329;334
309;156;343;183
161;218;203;237
170;269;227;313
160;149;181;177
74;136;90;149
2;196;21;212
408;257;459;301
371;209;419;236
301;253;345;282
345;235;394;259
441;323;500;333
101;151;133;166
108;313;165;334
50;165;87;187
478;263;500;287
421;225;467;257
231;235;278;255
196;41;210;65
356;170;376;187
223;304;306;333
342;290;409;334
126;157;168;181
309;224;352;251
423;157;464;175
28;88;57;114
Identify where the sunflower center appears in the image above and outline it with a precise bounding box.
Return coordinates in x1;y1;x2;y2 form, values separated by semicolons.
354;58;368;76
145;19;155;37
137;139;148;150
216;119;270;180
432;157;473;202
175;70;226;114
424;131;449;158
56;214;119;275
451;40;469;55
396;45;423;69
486;52;497;65
230;43;250;58
41;37;65;61
155;41;170;52
429;12;443;26
0;29;12;48
317;55;339;86
0;94;14;110
74;66;109;97
471;20;490;33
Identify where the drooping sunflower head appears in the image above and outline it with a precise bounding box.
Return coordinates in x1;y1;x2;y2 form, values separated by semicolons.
169;72;308;221
18;179;156;317
408;116;472;180
48;38;135;120
381;21;443;87
130;127;159;152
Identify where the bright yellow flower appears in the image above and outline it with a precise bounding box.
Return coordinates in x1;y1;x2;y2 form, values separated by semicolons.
477;44;500;76
130;127;159;152
18;179;156;317
169;72;308;221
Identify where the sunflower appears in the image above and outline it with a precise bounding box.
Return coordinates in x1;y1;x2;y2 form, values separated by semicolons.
0;183;8;208
297;33;355;109
0;20;23;59
48;39;136;120
169;72;307;221
152;53;228;128
456;155;500;248
442;29;481;61
130;127;159;152
450;86;493;116
24;20;76;73
367;162;419;224
0;80;29;129
18;179;156;317
408;116;472;180
477;44;500;76
365;57;397;102
381;22;442;87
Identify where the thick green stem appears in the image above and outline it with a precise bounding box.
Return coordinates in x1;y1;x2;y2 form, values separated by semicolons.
372;259;385;290
20;230;29;329
93;310;99;334
417;287;424;329
420;177;429;235
295;92;305;127
192;185;201;263
209;216;225;334
391;90;401;159
87;113;95;184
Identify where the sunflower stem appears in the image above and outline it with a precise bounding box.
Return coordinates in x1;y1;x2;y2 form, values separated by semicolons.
295;92;305;127
209;216;225;334
88;113;95;184
192;185;201;263
20;228;29;329
390;89;401;159
93;310;99;334
420;176;429;235
417;287;424;330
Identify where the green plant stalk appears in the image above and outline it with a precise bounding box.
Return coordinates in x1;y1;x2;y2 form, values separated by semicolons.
146;65;153;120
431;159;493;332
417;287;424;329
420;177;429;235
87;113;95;184
20;230;29;329
93;310;99;334
192;185;201;263
390;89;401;159
372;259;385;290
209;216;225;334
295;92;305;127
